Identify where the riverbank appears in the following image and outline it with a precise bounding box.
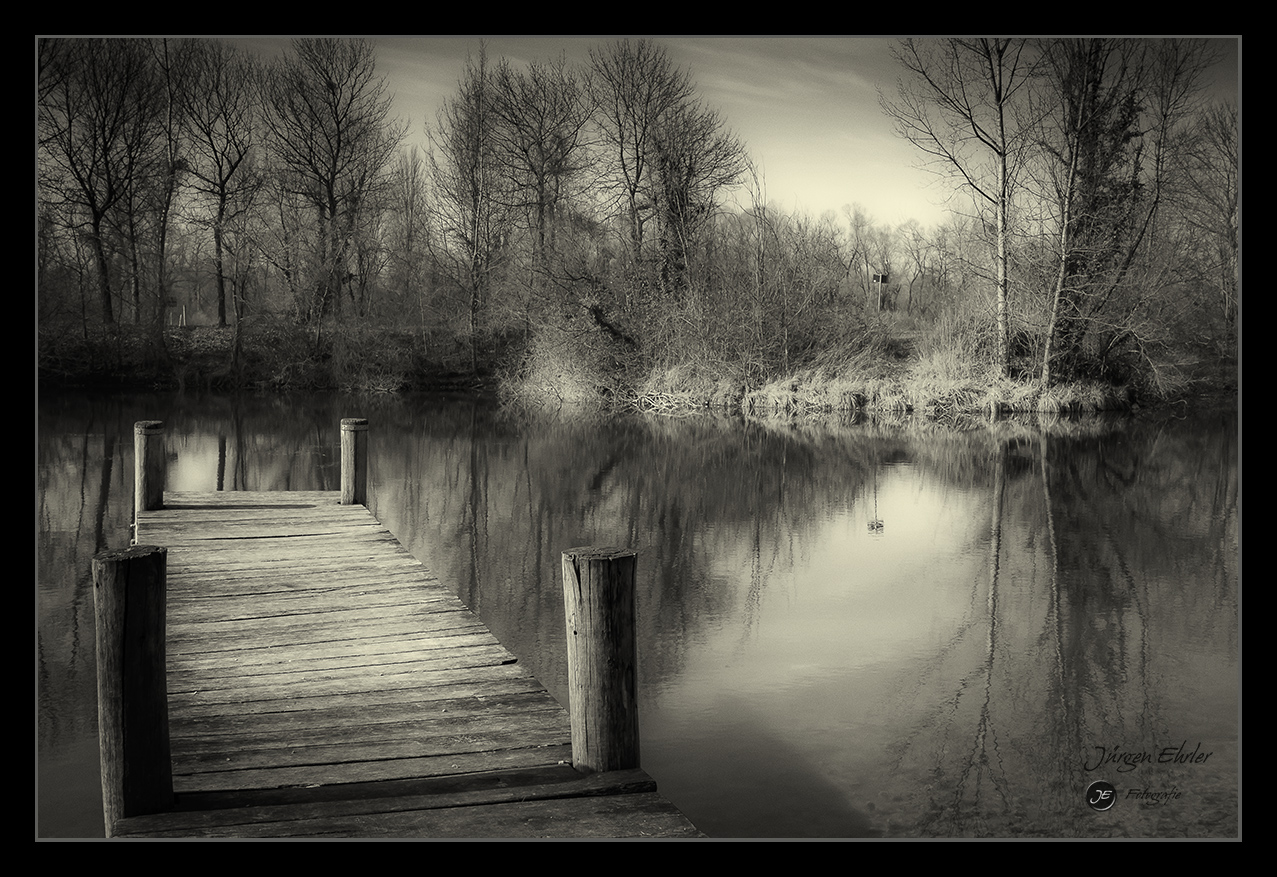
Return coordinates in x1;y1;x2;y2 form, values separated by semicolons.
37;319;1237;418
37;322;493;396
500;317;1238;418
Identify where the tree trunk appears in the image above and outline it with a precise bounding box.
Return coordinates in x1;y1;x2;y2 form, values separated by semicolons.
91;216;115;325
995;151;1010;378
1043;146;1079;389
214;212;228;327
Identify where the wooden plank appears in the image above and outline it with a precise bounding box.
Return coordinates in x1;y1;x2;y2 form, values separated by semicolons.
168;690;567;739
123;490;700;837
166;672;553;719
173;746;579;794
113;768;704;839
171;714;571;772
168;631;504;672
144;492;571;799
121;791;704;838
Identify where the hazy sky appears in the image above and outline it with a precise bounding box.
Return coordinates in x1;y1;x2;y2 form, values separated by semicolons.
235;36;1241;231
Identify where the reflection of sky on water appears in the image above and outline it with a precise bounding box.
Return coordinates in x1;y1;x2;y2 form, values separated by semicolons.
166;435;225;490
648;464;996;836
164;432;339;494
693;464;985;680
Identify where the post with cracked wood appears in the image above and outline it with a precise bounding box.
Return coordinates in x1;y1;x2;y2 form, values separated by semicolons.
92;544;173;837
560;546;640;774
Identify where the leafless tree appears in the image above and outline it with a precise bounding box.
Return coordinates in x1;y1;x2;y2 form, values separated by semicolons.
1180;100;1238;334
426;47;516;366
882;38;1039;377
179;39;262;327
488;55;595;285
39;38;166;325
1032;38;1222;386
589;39;746;308
589;39;693;275
842;203;878;308
898;218;934;314
141;38;199;328
649;97;748;300
260;38;405;324
386;146;432;327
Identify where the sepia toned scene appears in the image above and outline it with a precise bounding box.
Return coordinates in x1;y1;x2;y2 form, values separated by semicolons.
37;36;1239;840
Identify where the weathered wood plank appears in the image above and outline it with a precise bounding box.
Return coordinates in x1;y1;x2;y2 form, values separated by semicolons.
166;618;489;659
165;671;552;719
172;745;578;794
169;630;504;671
171;713;571;771
142;493;566;788
169;689;567;737
164;651;524;697
114;768;703;839
123;490;699;837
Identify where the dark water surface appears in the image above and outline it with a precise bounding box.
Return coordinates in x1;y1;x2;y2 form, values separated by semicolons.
37;391;1240;838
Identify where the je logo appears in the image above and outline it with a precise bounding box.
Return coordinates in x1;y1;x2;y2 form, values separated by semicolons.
1086;780;1117;812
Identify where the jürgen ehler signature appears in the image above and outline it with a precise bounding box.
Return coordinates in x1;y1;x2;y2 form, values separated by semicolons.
1084;741;1213;772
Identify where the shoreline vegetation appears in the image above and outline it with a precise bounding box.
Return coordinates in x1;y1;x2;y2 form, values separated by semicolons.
36;313;1238;420
39;38;1238;424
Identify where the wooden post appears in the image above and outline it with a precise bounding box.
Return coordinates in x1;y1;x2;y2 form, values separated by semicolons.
341;418;369;506
92;545;173;836
134;421;165;519
561;546;640;773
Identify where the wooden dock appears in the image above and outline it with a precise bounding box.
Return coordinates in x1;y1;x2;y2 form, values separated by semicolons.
95;421;701;839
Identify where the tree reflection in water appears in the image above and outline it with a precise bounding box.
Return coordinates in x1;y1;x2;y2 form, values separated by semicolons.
37;394;1237;838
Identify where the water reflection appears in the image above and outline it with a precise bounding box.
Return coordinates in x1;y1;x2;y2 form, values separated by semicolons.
37;393;1238;838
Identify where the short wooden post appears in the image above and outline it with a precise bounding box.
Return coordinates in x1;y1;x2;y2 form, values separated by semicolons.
134;421;165;519
561;546;640;773
341;418;368;506
92;545;173;836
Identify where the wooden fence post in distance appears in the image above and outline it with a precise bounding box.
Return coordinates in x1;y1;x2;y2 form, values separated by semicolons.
560;546;640;773
341;418;369;506
134;421;165;520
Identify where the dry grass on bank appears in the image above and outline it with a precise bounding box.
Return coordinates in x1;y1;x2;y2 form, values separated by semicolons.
627;348;1139;421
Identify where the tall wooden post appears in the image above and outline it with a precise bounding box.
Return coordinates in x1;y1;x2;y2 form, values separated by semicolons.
134;421;165;519
341;418;368;506
92;545;173;836
561;546;640;773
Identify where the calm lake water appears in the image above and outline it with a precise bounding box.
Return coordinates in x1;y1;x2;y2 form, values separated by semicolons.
36;390;1239;839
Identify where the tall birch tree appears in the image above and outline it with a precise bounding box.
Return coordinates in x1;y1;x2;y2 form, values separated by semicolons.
882;38;1037;377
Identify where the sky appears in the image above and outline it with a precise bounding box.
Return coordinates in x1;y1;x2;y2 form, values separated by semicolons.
235;36;1241;232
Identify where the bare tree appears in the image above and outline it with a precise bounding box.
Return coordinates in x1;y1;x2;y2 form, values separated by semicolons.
260;38;405;324
39;38;166;325
426;47;516;367
842;203;877;308
143;38;199;328
1035;39;1146;386
589;39;693;278
590;38;746;309
488;54;594;287
1180;100;1238;334
898;218;934;314
180;39;261;327
648;97;748;300
882;38;1038;376
1033;38;1222;386
387;146;432;327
